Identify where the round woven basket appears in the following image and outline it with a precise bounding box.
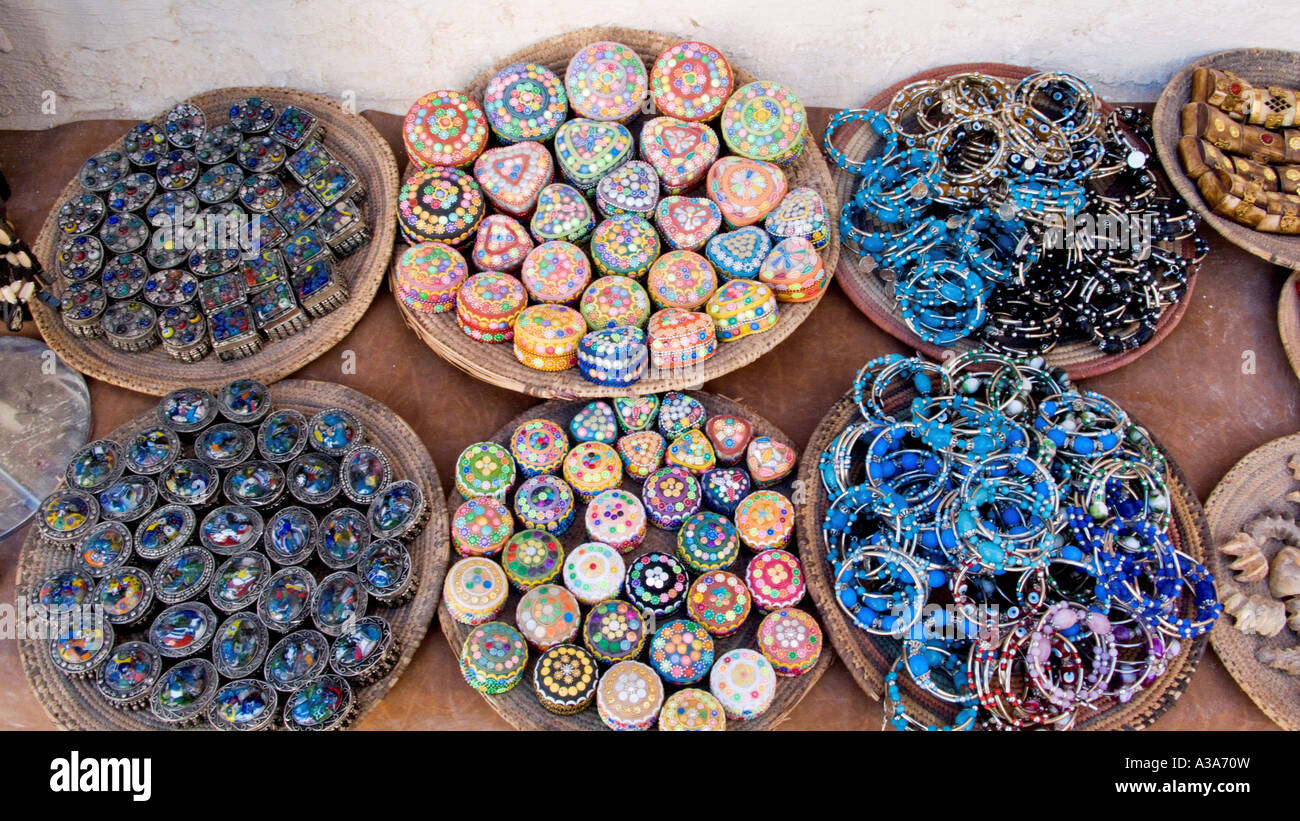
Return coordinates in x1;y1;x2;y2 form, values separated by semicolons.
795;390;1211;730
1280;269;1300;381
32;87;400;397
1205;432;1300;730
16;379;450;730
1154;48;1300;270
828;63;1197;381
438;391;832;729
392;26;839;399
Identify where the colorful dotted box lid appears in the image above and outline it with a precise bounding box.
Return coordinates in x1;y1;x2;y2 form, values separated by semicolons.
483;62;568;143
759;237;825;297
647;308;715;353
404;90;488;169
660;688;726;730
502;529;563;587
569;401;619;443
398;166;485;245
583;598;646;661
657;392;706;438
562;542;625;603
687;570;751;635
709;648;776;718
745;548;805;610
515;584;581;648
580;276;651;331
707;157;788;228
596;163;659;220
677;511;740;572
562;442;622;498
534;644;599;708
641;465;702;527
452;496;513;556
624;551;689;615
584;487;646;548
707;280;779;341
458;272;527;322
473;141;554;217
445;557;509;619
640;117;718;193
590;215;660;277
396;241;468;310
734;489;795;550
647;250;717;310
765;187;830;249
521;242;591;303
514;304;587;361
554;118;633;190
597;660;663;726
613;394;659;431
706;226;772;281
473;214;533;272
461;621;527;683
757;607;822;674
564;41;648;123
720;80;808;164
510;418;569;475
454;441;515;500
650;41;734;122
649;618;714;684
666;430;716;474
513;475;575;531
530;183;595;243
615;430;665;480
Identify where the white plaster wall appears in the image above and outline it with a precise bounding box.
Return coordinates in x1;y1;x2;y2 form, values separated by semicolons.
1;0;1298;129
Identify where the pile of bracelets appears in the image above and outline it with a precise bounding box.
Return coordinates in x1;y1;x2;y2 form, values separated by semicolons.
825;72;1209;355
818;350;1222;730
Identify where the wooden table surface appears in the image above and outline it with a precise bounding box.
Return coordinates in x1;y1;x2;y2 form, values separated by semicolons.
1;107;1295;731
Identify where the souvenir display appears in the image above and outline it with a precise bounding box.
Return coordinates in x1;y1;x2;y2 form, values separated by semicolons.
827;71;1205;360
392;32;836;397
440;390;829;729
19;379;447;730
46;94;378;369
808;351;1220;730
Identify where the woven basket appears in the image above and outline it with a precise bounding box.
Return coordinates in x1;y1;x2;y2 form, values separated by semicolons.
794;390;1211;730
828;63;1197;381
1205;432;1300;730
1153;48;1300;270
392;26;839;399
32;87;400;397
1280;269;1300;381
438;391;833;729
16;379;450;730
